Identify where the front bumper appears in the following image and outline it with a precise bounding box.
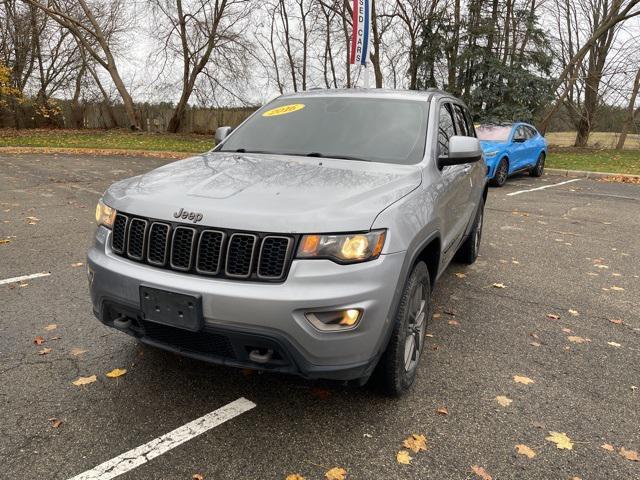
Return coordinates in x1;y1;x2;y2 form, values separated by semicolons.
87;227;405;381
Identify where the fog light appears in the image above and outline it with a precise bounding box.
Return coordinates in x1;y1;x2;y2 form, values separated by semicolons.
305;308;362;332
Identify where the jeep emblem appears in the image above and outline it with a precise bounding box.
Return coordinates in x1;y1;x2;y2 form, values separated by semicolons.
173;208;203;224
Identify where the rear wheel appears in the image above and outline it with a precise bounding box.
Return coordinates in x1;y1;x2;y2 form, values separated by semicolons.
456;197;484;265
530;152;545;177
375;261;431;397
491;157;509;187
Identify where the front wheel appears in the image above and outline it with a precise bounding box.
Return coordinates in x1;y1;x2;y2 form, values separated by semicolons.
530;152;545;177
375;261;431;397
456;197;484;265
491;158;509;187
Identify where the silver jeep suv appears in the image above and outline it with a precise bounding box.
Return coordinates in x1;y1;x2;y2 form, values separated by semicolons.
88;89;488;395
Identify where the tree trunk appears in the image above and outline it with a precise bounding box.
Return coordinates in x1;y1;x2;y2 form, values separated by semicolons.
616;69;640;150
70;63;86;129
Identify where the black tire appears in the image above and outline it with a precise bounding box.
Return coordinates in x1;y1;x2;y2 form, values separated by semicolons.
530;152;545;177
375;261;431;397
456;197;484;264
490;157;509;187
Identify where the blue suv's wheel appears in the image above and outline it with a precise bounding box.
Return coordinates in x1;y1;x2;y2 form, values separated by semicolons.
491;158;509;187
530;152;545;177
375;261;431;396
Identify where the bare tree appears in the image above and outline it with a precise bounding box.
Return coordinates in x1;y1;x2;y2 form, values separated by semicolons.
22;0;141;129
616;67;640;149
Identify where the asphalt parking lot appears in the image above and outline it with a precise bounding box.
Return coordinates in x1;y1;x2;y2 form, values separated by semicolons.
1;152;639;480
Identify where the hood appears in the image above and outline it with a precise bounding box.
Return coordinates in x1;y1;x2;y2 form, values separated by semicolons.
104;151;422;233
480;140;509;151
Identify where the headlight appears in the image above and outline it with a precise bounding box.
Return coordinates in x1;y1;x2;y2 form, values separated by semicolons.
297;230;386;263
95;200;116;228
484;150;499;158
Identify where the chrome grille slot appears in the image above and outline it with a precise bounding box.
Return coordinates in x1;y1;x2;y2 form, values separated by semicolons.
127;218;148;260
170;226;196;271
258;236;292;279
226;233;257;278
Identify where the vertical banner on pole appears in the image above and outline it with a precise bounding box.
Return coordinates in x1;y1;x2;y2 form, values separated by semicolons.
350;0;372;87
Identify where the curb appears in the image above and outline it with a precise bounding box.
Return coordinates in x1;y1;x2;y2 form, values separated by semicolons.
0;146;191;159
546;168;640;180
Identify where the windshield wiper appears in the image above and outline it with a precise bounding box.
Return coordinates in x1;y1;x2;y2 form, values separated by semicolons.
305;152;371;162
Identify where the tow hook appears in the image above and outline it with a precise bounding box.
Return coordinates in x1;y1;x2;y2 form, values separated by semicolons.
113;316;131;330
249;349;274;364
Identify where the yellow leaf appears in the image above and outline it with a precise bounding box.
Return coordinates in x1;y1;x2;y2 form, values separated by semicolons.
545;431;573;450
106;368;127;378
607;341;621;348
513;375;534;385
71;262;84;267
70;348;88;356
471;465;492;480
601;444;615;452
396;450;412;464
324;467;346;480
495;396;513;407
492;283;506;289
193;474;204;480
568;309;579;316
45;324;58;331
619;447;639;461
38;347;52;355
285;475;305;480
610;286;624;291
436;407;449;415
567;336;589;344
403;433;428;453
72;375;97;386
546;313;560;320
455;272;466;278
515;444;536;458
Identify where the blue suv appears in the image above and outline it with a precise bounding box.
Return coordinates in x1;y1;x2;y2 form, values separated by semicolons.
477;123;548;187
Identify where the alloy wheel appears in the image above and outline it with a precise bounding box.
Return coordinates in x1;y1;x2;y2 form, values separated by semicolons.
403;282;428;373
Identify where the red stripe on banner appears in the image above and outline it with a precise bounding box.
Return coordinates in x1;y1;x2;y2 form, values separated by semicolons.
350;0;358;64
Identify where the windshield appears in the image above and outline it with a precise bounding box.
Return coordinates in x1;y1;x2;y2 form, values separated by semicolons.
476;125;512;142
218;97;429;165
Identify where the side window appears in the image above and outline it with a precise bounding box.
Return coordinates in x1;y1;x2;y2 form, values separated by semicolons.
438;104;456;157
513;126;527;142
526;126;537;138
463;108;477;137
452;105;469;136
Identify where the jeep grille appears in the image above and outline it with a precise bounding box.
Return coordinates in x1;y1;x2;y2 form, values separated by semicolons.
111;212;296;282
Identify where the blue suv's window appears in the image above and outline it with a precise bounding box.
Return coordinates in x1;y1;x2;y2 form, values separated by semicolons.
218;97;429;165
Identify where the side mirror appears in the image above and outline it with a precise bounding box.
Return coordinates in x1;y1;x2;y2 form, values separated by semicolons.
215;126;233;143
513;137;526;143
439;136;483;168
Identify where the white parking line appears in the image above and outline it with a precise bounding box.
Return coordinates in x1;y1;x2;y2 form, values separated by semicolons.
0;271;51;285
507;178;581;196
67;397;256;480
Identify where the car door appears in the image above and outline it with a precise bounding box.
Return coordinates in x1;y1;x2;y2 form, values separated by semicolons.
525;126;541;165
436;102;469;258
510;126;529;170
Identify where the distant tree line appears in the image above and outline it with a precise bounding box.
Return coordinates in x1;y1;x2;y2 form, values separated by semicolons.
1;0;639;148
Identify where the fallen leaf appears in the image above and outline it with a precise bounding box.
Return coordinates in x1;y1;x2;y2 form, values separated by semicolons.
455;272;466;278
34;336;45;345
105;368;127;378
546;431;573;450
432;313;441;319
48;418;63;428
193;474;205;480
72;375;97;386
403;434;428;453
19;282;28;287
492;283;506;289
45;324;58;331
425;333;434;338
515;444;536;458
594;264;609;269
530;342;541;347
495;396;512;407
436;407;449;415
71;262;84;268
38;347;52;355
448;319;460;326
547;313;560;320
513;375;534;385
568;309;579;316
396;450;412;464
0;239;10;245
471;465;492;480
607;341;621;348
530;332;539;339
601;444;615;452
325;467;347;480
610;286;625;291
609;319;624;325
50;336;61;340
285;475;305;480
562;328;573;334
619;447;639;461
70;348;88;356
567;336;589;344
